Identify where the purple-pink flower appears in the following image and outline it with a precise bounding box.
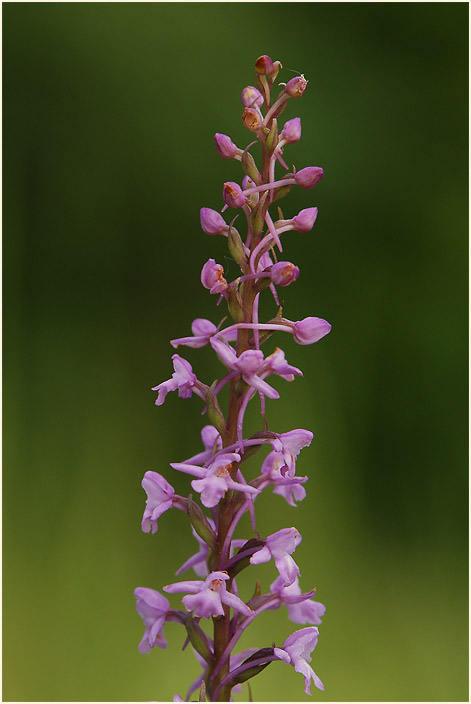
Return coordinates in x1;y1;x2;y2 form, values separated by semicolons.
280;117;302;144
141;471;175;534
210;338;280;400
171;318;217;349
270;261;300;287
261;450;307;506
284;75;308;98
274;627;324;694
164;571;252;619
134;587;170;652
271;575;326;625
170;452;260;508
223;181;246;209
201;258;228;295
152;354;201;406
250;527;302;586
271;429;313;476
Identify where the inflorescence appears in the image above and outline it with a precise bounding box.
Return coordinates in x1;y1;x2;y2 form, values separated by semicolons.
134;54;331;702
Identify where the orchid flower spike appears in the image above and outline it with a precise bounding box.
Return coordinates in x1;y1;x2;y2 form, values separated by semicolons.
136;53;331;701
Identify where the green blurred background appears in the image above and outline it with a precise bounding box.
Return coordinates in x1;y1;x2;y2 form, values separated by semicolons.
3;2;468;701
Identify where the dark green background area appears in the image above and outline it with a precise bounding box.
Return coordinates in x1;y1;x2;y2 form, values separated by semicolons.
3;2;468;701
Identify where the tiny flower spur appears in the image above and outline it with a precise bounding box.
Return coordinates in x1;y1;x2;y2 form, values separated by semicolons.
134;54;331;701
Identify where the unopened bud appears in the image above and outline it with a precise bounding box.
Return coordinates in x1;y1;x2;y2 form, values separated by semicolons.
214;133;240;159
280;117;302;144
271;261;300;287
200;207;228;236
242;107;263;132
293;317;331;345
294;167;324;190
255;54;274;75
284;74;308;98
223;181;246;209
241;86;264;108
292;207;318;233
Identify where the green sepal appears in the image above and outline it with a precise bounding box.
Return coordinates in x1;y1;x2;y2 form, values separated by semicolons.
264;118;278;156
185;614;214;666
187;494;216;550
206;380;227;437
242;149;262;186
249;192;269;238
227;286;244;323
228;223;249;273
271;184;292;203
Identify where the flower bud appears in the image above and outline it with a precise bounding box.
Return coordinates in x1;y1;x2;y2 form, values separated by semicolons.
223;181;246;209
294;167;324;190
201;258;228;294
285;74;308;98
242;107;263;132
292;207;318;233
214;133;239;159
271;261;300;287
255;54;274;75
241;86;264;108
200;207;228;236
280;117;302;144
293;317;331;345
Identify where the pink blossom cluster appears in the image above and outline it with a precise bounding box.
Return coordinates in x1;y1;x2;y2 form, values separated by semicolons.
135;54;330;701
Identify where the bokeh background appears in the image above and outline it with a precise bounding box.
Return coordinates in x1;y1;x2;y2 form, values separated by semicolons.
3;2;468;702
